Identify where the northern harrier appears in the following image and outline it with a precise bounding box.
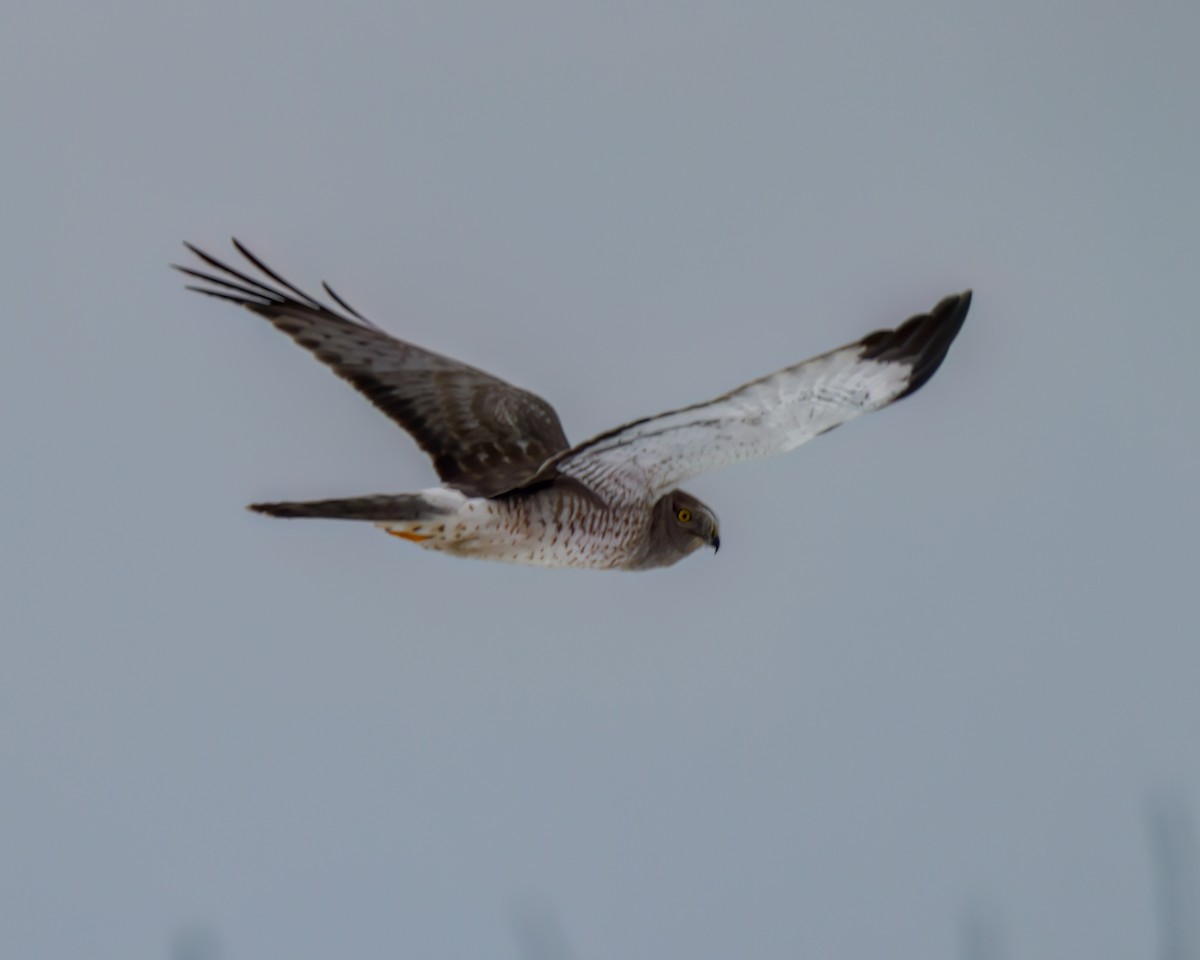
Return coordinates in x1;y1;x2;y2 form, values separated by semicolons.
176;241;970;570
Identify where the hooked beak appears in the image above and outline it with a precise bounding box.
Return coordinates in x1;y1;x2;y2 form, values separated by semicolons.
710;531;720;554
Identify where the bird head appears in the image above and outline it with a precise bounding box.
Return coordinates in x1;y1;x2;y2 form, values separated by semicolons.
646;489;720;565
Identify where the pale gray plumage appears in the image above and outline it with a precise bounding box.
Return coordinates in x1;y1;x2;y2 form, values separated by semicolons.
176;240;970;571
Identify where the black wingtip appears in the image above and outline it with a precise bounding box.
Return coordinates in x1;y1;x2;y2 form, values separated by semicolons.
176;238;380;329
859;289;972;400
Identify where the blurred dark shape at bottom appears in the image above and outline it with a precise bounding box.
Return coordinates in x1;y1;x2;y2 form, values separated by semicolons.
959;902;1007;960
160;794;1197;959
1148;791;1200;960
512;902;576;960
170;924;223;960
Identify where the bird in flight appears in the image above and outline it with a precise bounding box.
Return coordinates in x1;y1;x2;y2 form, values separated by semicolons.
176;240;970;570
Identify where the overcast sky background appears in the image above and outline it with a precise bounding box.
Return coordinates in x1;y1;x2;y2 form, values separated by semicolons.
3;1;1198;958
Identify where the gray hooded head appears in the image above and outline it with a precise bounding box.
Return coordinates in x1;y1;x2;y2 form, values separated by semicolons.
625;489;720;570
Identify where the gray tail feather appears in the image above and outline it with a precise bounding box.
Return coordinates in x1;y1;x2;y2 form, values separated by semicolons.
248;494;439;521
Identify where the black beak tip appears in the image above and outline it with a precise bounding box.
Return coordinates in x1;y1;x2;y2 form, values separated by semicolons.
711;534;720;554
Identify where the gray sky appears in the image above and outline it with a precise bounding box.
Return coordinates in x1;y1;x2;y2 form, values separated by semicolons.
3;1;1197;958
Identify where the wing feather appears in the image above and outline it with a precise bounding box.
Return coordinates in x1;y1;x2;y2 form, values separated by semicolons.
546;291;971;503
175;241;570;498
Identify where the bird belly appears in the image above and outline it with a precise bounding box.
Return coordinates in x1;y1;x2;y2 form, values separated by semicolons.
378;494;641;569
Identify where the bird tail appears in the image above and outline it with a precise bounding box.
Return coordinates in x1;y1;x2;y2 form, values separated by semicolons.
248;493;447;521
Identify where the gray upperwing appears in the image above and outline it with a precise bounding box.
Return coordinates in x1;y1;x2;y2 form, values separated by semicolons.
176;240;570;498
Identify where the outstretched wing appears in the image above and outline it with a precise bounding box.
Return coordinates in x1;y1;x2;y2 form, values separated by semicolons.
543;291;971;504
175;240;570;498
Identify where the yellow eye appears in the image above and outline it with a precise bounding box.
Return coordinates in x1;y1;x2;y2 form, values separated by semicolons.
676;508;692;523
